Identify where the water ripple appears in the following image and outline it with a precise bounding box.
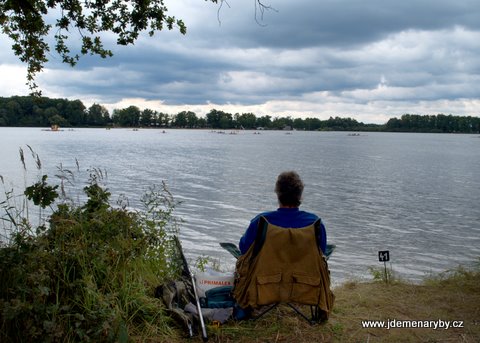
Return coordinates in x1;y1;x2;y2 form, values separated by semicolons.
1;129;479;283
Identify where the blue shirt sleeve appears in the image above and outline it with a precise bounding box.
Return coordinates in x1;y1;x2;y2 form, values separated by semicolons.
239;216;261;255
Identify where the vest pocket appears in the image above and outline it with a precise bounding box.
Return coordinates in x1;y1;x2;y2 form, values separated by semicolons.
290;274;321;305
256;273;282;305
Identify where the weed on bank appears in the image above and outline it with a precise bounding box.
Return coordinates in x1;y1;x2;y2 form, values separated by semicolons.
0;166;182;342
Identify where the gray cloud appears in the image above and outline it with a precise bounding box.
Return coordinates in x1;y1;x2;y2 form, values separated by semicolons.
1;0;479;123
199;0;480;48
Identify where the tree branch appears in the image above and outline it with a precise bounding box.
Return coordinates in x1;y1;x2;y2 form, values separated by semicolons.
255;0;277;26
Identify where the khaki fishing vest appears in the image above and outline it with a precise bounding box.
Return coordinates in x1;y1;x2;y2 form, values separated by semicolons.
233;218;334;316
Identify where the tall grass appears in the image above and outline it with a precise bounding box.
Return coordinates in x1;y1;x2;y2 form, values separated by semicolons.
0;155;182;342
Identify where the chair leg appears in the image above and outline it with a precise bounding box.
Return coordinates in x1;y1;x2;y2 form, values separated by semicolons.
312;305;328;323
253;303;326;325
287;303;316;325
252;303;279;320
311;305;321;322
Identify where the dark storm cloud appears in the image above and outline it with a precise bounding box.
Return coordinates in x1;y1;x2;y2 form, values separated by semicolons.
199;0;480;48
1;0;479;122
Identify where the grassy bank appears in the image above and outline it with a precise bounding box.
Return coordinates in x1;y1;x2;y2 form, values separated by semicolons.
170;266;479;343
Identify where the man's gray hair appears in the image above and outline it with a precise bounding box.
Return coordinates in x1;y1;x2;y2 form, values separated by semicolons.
275;171;304;207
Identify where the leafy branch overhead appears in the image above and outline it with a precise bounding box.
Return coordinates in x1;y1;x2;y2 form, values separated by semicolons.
0;0;218;94
0;0;274;95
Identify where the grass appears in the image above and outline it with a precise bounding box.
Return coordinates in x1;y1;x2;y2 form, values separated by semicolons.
164;265;480;343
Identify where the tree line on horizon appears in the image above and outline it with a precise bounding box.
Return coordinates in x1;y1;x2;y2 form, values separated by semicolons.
0;96;479;133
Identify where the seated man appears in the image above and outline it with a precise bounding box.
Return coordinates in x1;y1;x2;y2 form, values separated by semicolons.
239;171;327;255
234;171;334;320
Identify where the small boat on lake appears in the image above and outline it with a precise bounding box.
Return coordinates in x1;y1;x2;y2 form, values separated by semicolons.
42;124;62;132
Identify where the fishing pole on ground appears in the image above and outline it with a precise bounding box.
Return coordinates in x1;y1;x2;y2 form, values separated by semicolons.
174;236;208;342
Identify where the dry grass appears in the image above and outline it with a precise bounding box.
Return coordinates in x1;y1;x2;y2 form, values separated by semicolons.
162;266;480;343
329;267;480;342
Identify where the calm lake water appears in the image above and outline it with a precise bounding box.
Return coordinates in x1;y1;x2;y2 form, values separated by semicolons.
1;127;479;284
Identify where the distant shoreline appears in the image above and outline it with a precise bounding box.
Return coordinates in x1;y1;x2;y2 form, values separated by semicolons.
1;96;479;133
1;126;480;135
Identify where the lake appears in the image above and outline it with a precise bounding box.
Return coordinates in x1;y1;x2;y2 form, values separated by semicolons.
1;127;479;284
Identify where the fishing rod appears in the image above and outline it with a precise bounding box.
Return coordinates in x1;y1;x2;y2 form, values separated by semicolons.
190;273;208;342
174;236;208;342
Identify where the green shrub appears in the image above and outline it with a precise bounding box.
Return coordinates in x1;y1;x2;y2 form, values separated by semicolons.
0;171;181;342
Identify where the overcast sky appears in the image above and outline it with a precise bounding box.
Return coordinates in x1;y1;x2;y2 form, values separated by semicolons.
1;0;479;123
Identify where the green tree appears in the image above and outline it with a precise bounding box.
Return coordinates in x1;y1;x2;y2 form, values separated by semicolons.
272;116;293;130
293;117;305;130
140;108;155;127
256;115;272;129
206;109;220;128
48;114;69;127
172;111;197;128
87;103;110;126
150;110;159;127
157;112;170;127
325;116;360;131
205;109;233;129
64;100;86;126
383;113;480;133
173;111;187;128
44;106;59;120
219;112;233;129
185;111;198;128
304;117;323;131
112;106;141;127
197;117;207;128
5;100;23;125
15;97;48;126
237;112;257;129
386;117;402;131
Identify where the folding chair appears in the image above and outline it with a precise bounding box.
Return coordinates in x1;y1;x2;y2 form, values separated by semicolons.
232;216;335;325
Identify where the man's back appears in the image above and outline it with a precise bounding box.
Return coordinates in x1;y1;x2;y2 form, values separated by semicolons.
239;207;326;254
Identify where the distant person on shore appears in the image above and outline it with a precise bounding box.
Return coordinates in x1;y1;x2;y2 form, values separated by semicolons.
239;170;327;255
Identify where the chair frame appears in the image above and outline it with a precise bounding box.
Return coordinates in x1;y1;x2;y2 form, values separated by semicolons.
253;302;326;325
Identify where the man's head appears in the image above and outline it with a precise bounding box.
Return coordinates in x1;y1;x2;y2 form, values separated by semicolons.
275;171;304;207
